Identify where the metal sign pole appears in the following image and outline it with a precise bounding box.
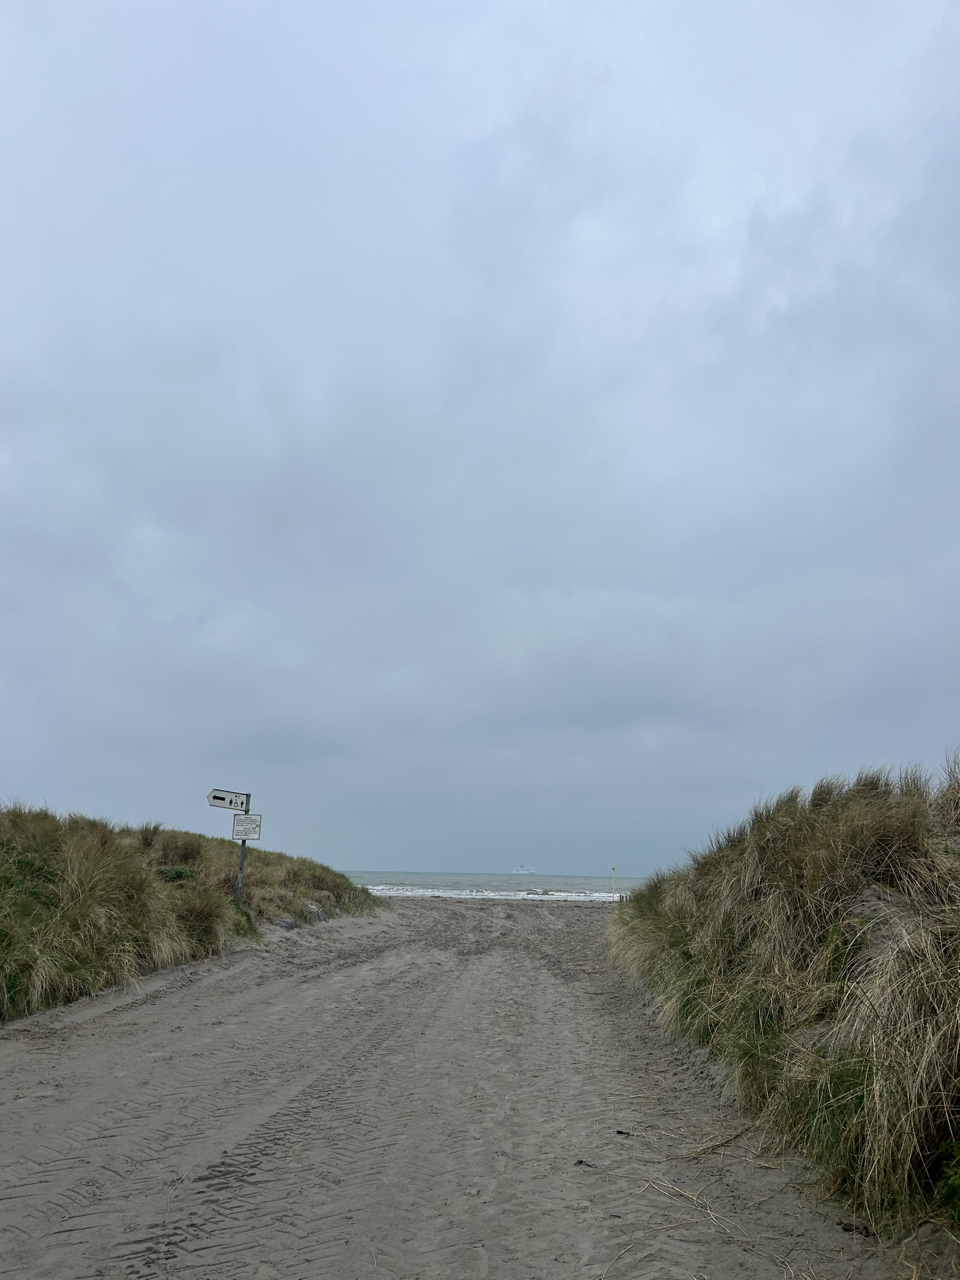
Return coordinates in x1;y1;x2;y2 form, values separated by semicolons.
236;840;247;905
236;793;251;906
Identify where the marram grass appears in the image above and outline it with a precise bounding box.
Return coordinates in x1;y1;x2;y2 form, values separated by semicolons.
608;762;960;1228
0;805;375;1022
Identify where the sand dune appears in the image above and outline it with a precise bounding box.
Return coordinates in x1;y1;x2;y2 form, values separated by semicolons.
0;900;897;1278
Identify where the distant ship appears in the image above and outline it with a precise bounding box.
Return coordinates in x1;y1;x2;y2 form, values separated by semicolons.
513;864;536;874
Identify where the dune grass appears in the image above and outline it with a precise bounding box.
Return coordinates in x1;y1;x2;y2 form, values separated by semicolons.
608;761;960;1228
0;805;376;1022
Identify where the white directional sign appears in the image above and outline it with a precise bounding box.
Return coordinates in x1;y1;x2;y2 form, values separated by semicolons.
233;813;262;841
208;789;249;811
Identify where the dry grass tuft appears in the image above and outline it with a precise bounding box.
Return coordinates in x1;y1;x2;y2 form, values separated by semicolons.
608;759;960;1228
0;805;376;1022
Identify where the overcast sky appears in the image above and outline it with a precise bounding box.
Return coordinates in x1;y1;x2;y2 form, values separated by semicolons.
3;1;959;875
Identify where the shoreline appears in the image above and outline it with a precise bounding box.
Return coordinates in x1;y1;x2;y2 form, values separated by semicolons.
364;888;620;902
346;868;641;903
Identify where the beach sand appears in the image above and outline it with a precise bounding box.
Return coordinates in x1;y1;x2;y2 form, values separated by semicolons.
0;899;906;1278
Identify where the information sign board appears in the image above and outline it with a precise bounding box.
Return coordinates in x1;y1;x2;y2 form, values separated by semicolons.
208;789;250;811
232;813;262;841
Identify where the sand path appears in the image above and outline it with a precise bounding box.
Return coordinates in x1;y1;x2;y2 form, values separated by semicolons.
0;899;898;1279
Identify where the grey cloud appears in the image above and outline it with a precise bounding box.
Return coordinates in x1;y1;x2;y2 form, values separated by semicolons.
2;2;959;871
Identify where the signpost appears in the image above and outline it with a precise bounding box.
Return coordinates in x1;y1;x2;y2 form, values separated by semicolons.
208;788;260;905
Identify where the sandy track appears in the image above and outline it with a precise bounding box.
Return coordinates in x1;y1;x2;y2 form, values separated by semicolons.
0;900;897;1280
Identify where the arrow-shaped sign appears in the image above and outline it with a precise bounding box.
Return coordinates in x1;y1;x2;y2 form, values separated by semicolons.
207;789;250;811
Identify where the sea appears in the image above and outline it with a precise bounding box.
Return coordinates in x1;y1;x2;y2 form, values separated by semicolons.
342;869;644;903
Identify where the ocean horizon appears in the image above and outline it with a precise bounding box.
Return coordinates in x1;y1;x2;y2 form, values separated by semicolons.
342;869;645;902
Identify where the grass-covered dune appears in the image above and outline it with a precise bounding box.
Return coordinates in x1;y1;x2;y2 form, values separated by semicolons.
0;804;376;1023
609;763;960;1228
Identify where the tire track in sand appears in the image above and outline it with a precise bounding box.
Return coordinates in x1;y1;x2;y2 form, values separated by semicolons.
100;948;709;1280
0;901;895;1280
